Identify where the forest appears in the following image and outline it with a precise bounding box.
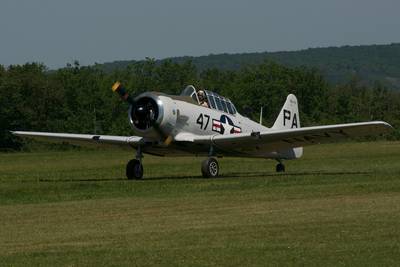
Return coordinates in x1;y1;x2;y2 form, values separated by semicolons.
1;59;399;150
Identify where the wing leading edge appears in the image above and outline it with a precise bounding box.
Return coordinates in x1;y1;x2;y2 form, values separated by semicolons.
11;131;142;148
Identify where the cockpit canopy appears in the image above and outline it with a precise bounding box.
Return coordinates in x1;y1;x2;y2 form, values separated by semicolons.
180;85;237;115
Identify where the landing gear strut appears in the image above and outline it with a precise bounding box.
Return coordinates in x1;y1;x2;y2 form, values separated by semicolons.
201;157;219;178
126;146;144;180
276;160;285;173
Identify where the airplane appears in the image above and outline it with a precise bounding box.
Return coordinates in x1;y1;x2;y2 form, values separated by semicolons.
12;82;393;179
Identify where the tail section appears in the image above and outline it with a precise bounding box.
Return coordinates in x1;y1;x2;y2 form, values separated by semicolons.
272;94;300;130
273;94;303;159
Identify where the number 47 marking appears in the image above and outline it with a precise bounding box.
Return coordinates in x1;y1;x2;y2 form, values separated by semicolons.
197;114;210;130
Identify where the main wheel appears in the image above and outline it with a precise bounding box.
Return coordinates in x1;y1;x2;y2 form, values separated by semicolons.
276;162;285;173
126;159;143;180
201;158;219;178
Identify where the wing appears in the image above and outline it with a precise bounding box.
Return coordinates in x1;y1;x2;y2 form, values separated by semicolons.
188;121;393;154
11;131;142;149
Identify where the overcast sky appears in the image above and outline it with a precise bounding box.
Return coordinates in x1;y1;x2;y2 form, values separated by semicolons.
1;0;399;69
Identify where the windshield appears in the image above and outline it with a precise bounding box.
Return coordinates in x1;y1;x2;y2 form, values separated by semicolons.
180;85;196;96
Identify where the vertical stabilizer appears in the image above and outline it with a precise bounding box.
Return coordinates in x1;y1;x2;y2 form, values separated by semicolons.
272;94;300;130
272;94;302;159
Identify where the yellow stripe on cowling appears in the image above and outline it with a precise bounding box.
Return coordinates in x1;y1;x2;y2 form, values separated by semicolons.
111;81;121;92
164;135;173;146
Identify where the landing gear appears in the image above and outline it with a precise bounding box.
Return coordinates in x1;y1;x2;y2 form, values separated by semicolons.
276;161;285;173
126;146;144;180
201;157;219;178
126;159;143;179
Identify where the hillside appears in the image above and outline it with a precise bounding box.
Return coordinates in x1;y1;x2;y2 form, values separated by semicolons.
100;43;400;89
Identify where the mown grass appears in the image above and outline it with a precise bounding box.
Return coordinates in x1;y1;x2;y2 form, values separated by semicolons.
0;142;399;266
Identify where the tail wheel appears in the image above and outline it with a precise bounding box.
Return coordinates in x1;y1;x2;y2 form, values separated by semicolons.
126;159;143;180
201;158;219;178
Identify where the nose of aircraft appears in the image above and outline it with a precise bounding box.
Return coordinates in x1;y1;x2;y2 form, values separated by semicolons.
112;81;161;131
131;96;160;130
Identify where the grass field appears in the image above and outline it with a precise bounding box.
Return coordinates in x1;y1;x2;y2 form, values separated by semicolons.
0;141;400;266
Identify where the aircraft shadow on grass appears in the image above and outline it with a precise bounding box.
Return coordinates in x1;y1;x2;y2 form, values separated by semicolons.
37;170;370;183
38;177;125;182
39;175;200;182
221;170;370;178
144;170;371;181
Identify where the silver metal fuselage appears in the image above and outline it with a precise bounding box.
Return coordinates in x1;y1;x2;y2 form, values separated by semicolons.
129;92;274;158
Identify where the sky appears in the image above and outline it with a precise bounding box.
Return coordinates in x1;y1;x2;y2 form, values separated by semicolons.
1;0;399;69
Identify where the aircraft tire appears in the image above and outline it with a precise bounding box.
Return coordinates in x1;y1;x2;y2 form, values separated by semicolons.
201;158;219;178
276;163;285;173
126;159;144;180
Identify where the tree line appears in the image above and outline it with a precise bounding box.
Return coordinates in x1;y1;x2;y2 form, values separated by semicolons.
0;59;399;150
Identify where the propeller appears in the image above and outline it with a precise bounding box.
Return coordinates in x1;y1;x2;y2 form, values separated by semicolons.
111;81;174;146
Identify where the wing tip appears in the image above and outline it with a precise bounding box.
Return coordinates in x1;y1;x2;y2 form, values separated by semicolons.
373;121;394;131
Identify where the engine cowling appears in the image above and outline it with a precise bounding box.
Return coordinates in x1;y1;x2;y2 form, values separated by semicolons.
128;93;177;139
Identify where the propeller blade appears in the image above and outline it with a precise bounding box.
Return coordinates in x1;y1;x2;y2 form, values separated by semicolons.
152;123;173;146
164;135;173;146
111;81;134;105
